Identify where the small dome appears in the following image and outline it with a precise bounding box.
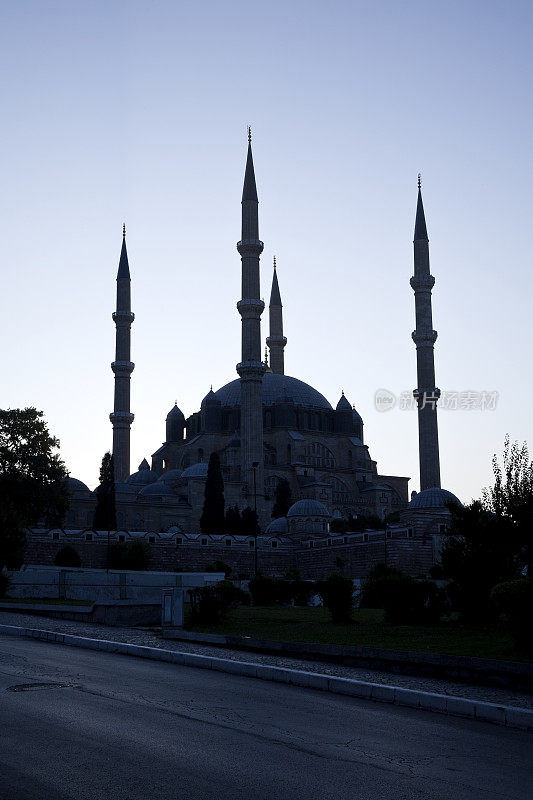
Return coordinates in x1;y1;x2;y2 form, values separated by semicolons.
181;462;209;479
409;488;462;510
166;403;185;419
65;477;91;494
287;499;330;518
157;468;182;484
201;388;220;408
115;482;137;495
265;517;288;534
336;392;352;412
138;482;177;497
126;460;159;485
352;406;362;422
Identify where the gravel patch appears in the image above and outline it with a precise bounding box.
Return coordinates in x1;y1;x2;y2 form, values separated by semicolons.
1;610;532;709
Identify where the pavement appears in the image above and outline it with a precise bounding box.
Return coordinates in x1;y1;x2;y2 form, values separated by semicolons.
1;610;532;710
1;634;532;800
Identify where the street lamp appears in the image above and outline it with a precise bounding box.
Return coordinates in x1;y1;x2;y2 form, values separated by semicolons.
252;461;259;575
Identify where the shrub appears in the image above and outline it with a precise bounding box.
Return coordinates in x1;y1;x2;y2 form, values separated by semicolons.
189;580;248;625
491;579;533;649
249;576;292;606
108;541;151;570
360;563;406;608
0;573;9;598
316;573;353;623
206;560;232;578
383;577;443;625
54;545;81;568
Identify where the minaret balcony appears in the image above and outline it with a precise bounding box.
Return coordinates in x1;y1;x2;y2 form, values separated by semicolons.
111;360;135;375
112;311;135;323
236;361;267;380
237;239;264;256
109;411;135;425
266;335;287;346
410;275;435;292
411;329;438;346
237;298;265;318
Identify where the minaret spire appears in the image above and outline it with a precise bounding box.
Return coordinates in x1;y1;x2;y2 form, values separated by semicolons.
411;179;441;490
266;256;287;374
110;226;135;483
236;133;266;514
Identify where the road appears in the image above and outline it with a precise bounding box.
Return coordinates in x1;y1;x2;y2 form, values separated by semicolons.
0;635;530;800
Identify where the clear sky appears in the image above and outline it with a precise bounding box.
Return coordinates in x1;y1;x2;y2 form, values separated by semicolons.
1;0;531;499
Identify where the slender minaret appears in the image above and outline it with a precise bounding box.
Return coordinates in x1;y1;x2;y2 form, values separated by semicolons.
266;257;287;375
110;225;135;483
411;177;441;490
236;129;266;502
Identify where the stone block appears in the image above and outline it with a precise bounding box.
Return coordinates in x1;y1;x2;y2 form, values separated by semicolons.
369;683;396;703
474;702;507;726
445;696;473;718
418;692;447;713
504;707;533;731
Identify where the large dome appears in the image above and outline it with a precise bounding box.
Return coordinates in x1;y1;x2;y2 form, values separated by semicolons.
210;373;332;410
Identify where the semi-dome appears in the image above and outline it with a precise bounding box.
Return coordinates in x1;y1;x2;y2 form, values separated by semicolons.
138;482;177;497
265;516;288;534
209;373;333;411
181;462;209;479
409;488;462;510
65;477;91;494
287;499;331;518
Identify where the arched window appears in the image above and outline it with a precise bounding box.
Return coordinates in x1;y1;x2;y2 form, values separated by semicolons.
347;450;352;468
287;444;292;464
198;448;204;462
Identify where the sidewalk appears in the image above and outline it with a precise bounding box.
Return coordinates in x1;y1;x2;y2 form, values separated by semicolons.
1;610;532;711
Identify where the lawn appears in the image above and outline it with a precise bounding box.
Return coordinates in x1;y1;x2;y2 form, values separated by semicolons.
187;605;529;662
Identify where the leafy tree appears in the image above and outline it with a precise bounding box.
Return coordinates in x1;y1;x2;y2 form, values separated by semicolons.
200;452;225;534
441;500;516;621
483;436;533;573
316;573;354;623
225;504;242;533
0;407;68;570
272;478;292;519
93;452;116;531
55;545;81;568
240;506;259;535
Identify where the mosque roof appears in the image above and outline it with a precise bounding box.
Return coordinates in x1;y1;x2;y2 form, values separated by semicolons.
65;477;91;494
209;373;333;411
157;469;183;484
265;516;288;534
181;462;209;479
287;499;331;518
409;488;462;509
336;392;352;411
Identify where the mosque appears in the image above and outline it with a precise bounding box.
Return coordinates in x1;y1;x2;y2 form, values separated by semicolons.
64;135;460;548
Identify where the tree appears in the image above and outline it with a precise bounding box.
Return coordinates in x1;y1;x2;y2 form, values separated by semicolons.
93;452;117;531
241;506;259;535
224;505;242;533
0;407;68;570
200;452;225;534
483;436;533;573
272;478;292;519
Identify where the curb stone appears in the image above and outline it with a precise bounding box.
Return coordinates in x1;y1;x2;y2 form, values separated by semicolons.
1;623;532;732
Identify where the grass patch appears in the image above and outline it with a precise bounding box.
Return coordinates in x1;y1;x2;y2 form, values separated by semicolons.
187;605;530;662
1;597;93;607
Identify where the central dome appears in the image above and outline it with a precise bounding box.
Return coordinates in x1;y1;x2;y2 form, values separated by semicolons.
211;373;332;410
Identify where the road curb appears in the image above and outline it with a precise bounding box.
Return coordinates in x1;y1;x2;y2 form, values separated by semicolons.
1;623;532;732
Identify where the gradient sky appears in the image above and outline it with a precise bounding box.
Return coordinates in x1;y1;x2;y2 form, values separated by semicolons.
1;0;532;499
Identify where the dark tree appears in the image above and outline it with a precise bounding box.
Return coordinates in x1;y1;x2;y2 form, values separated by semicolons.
272;478;292;519
0;407;68;570
241;506;259;535
55;545;81;568
200;452;225;534
93;452;117;531
225;504;242;533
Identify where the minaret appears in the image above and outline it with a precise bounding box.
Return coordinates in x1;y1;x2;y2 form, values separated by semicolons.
411;177;441;490
236;129;266;504
266;256;287;374
110;225;135;483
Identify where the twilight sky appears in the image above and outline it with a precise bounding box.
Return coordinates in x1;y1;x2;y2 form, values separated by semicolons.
1;0;531;499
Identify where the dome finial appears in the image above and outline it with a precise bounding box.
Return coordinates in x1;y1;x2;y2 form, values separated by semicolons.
248;125;252;144
123;223;126;238
417;173;421;190
264;345;268;365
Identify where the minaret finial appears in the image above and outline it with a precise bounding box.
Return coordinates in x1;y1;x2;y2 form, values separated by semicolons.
273;255;276;270
123;223;126;238
417;174;421;190
248;126;252;144
265;345;268;365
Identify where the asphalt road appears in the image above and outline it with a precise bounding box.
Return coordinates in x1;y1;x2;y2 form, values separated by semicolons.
0;635;530;800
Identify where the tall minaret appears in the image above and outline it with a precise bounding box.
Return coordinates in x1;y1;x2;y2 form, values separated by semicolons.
266;257;287;375
110;225;135;483
411;177;441;490
236;130;266;503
